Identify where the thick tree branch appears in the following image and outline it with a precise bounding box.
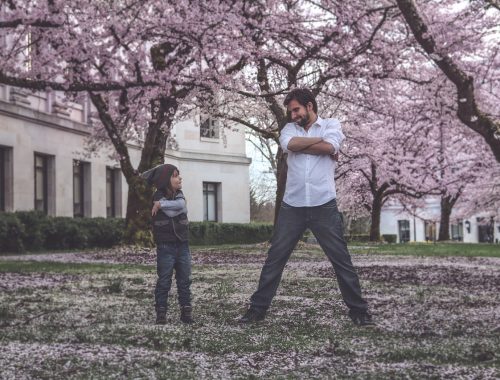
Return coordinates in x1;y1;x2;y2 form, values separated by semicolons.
88;92;136;181
0;71;158;92
257;59;288;130
396;0;500;162
0;19;61;28
226;116;278;141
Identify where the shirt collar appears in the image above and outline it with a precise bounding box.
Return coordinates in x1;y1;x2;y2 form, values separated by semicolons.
313;116;324;127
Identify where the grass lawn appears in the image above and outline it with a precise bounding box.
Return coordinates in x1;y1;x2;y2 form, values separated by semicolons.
0;243;499;379
349;242;500;258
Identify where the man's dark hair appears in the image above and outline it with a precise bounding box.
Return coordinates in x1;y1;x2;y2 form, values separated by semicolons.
283;88;318;113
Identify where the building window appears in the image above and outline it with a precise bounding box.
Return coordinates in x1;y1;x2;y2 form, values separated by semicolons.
73;161;84;217
34;153;55;215
200;116;219;139
397;220;410;243
424;221;436;242
106;167;115;217
0;147;5;211
106;167;122;217
34;154;48;213
203;182;219;221
477;217;494;243
73;160;90;217
0;146;13;212
450;221;463;242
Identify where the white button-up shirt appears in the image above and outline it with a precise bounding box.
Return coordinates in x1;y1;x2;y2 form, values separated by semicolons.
279;117;345;207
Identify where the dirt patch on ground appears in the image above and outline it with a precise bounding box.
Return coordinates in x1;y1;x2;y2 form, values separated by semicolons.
0;246;267;266
315;264;500;291
0;272;79;291
192;250;265;265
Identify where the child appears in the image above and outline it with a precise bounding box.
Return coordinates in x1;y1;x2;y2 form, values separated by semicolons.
142;163;193;325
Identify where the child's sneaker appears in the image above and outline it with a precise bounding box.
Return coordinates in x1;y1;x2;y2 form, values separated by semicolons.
180;306;194;324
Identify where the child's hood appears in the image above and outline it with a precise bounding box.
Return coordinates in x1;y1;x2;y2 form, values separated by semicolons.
140;163;178;190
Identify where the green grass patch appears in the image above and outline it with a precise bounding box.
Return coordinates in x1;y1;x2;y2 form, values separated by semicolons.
0;260;152;274
1;244;499;378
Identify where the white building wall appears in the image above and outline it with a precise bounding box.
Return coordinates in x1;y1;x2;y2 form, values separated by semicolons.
169;115;250;222
173;116;246;157
380;207;427;243
380;199;499;244
0;86;251;222
0;102;132;217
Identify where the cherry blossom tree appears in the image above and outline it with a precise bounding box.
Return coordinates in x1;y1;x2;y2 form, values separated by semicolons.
395;0;500;162
1;0;497;244
0;0;253;243
333;0;499;240
394;82;494;241
458;164;500;219
335;76;450;241
216;0;399;223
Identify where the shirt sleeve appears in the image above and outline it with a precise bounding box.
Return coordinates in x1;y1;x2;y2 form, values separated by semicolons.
159;194;187;217
279;123;296;153
322;119;345;154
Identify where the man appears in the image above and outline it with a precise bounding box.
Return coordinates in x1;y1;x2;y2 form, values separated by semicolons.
239;88;374;326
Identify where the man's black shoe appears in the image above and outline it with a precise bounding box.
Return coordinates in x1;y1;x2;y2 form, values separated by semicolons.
349;311;375;327
238;307;266;324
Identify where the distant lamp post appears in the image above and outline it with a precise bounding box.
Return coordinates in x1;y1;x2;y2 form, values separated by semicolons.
465;220;471;234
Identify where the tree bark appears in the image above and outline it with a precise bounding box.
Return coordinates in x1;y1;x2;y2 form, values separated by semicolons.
438;195;453;241
123;96;178;245
438;193;460;241
124;175;152;245
89;91;179;246
254;59;289;225
369;193;383;241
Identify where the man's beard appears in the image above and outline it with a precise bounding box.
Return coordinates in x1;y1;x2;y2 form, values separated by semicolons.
296;112;310;127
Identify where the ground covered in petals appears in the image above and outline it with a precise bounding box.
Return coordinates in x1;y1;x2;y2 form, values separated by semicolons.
1;243;499;379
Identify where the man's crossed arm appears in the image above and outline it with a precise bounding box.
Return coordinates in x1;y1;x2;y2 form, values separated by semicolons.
287;137;337;157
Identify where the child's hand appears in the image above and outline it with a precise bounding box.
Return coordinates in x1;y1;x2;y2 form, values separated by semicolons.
152;201;161;216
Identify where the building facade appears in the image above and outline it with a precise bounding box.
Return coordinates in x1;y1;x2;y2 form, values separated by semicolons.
0;85;251;222
380;199;499;244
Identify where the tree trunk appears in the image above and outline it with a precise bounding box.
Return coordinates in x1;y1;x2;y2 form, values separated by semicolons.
123;97;179;245
90;90;179;246
438;194;456;241
369;194;383;241
124;175;153;245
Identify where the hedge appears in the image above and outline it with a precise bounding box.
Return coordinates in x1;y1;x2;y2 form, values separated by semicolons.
189;222;273;246
0;211;125;253
0;212;273;253
345;234;371;242
0;213;25;253
382;234;398;243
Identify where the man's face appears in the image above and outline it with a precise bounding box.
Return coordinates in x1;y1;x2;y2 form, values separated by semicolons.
287;99;312;127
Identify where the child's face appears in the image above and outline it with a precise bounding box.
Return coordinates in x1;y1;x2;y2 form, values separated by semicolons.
170;170;182;191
